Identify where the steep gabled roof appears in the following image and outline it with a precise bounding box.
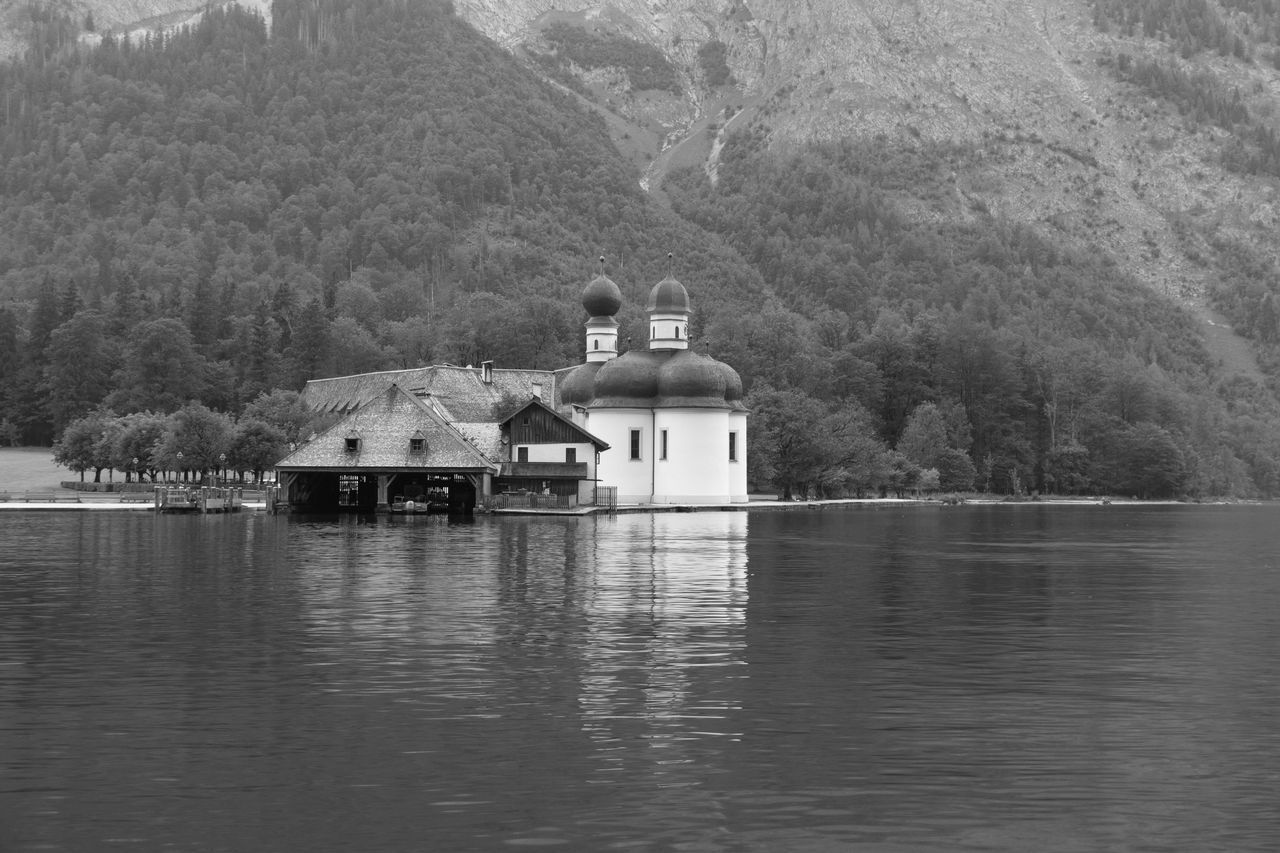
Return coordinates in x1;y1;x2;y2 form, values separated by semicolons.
501;398;611;451
276;383;496;472
301;364;556;421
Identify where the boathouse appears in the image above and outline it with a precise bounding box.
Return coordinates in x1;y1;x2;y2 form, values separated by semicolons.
274;364;609;512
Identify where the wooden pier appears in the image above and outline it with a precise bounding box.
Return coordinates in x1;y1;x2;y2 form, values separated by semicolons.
154;486;244;513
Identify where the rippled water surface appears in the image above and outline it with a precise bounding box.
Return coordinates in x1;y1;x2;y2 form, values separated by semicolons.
2;505;1279;851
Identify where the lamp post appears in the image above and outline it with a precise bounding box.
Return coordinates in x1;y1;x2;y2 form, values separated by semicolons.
132;456;139;485
219;452;227;486
176;451;183;484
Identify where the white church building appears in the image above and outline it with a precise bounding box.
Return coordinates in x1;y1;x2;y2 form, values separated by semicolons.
557;269;749;505
275;264;747;510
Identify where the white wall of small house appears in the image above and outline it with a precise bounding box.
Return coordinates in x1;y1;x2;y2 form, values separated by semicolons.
652;409;731;503
513;442;595;466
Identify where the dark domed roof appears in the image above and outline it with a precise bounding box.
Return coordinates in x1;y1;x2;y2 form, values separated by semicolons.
582;274;622;317
583;350;737;410
559;362;601;407
591;350;663;406
657;351;725;404
646;276;690;314
717;360;746;409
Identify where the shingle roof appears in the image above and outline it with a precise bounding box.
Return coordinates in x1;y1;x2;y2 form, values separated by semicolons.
302;364;556;422
277;384;497;472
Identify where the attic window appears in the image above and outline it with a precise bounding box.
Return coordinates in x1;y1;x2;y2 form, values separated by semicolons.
345;437;361;454
409;437;425;454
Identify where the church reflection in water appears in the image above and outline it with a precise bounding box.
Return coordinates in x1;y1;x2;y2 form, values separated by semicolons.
286;511;750;802
564;512;750;790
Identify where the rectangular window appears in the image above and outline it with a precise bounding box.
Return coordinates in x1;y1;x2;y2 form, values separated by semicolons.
660;429;668;460
729;431;738;462
345;437;360;454
629;429;642;460
517;447;529;463
565;447;577;464
409;437;425;453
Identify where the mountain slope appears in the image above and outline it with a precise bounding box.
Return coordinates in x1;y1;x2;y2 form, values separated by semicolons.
452;1;1280;377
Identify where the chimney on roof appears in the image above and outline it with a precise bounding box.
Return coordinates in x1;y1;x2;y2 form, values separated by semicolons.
481;360;494;384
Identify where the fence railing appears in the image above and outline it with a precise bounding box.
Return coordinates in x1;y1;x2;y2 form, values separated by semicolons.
594;486;618;510
485;493;576;510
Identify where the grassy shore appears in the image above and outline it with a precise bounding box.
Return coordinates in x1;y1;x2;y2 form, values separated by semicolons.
0;448;79;493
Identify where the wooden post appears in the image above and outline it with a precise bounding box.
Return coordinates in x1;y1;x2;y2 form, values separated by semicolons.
376;475;391;512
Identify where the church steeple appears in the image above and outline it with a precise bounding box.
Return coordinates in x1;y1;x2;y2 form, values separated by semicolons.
582;256;621;363
647;254;691;351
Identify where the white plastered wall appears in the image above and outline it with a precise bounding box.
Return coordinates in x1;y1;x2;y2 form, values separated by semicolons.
729;411;748;503
587;408;654;504
652;409;731;503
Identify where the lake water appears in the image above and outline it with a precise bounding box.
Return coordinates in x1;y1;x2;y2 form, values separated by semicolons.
2;505;1279;852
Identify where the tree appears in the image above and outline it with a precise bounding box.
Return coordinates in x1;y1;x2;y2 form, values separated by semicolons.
53;409;115;482
897;402;949;469
1107;422;1188;498
155;403;233;482
240;389;316;443
108;318;208;413
43;310;114;434
936;447;978;492
111;411;170;482
745;385;833;499
228;417;288;482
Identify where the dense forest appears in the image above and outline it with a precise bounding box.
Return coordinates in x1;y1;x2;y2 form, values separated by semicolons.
1;0;1278;498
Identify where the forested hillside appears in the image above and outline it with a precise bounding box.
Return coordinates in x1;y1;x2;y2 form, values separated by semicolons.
0;1;764;433
1;0;1278;499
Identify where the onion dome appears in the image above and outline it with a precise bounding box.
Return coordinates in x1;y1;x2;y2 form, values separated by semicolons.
656;351;727;407
559;362;602;407
589;350;664;406
582;274;622;317
646;276;690;314
717;360;747;410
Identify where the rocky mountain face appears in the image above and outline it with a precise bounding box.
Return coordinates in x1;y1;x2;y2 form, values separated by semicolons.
453;0;1280;375
5;1;1278;369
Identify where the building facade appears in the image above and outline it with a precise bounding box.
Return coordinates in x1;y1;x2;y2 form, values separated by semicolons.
558;270;749;504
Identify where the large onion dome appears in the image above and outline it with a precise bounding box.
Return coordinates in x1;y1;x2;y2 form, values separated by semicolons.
559;362;602;407
655;351;727;408
590;350;664;407
646;276;690;314
717;360;747;411
582;274;623;317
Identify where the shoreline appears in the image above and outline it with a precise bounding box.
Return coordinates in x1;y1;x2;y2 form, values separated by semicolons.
0;496;1259;514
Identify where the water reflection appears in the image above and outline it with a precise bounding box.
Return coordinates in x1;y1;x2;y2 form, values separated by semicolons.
573;514;748;792
3;506;1280;852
